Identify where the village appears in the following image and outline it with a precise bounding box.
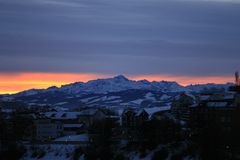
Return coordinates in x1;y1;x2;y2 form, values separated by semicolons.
1;74;240;159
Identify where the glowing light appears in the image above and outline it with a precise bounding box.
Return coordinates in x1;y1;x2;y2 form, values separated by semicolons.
0;72;110;94
0;72;233;94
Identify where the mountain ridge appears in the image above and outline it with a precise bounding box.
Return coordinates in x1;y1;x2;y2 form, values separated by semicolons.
2;75;233;96
0;75;233;109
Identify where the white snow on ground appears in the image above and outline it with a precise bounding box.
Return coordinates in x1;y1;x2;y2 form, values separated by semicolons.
104;96;121;100
54;134;89;142
24;144;77;160
120;102;130;106
184;92;196;101
80;96;99;103
54;102;68;106
105;100;123;103
127;145;165;160
28;103;48;106
130;99;144;105
28;103;37;106
87;96;121;104
145;92;156;101
30;99;39;102
160;94;171;100
66;96;74;99
1;96;15;101
87;98;103;104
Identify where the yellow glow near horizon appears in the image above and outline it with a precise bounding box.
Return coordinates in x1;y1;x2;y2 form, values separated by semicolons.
0;72;234;94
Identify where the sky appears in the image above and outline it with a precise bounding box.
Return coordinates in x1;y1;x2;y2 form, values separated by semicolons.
0;0;240;94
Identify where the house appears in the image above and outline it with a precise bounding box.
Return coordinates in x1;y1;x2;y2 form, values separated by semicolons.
35;119;63;140
145;106;171;120
171;92;196;122
135;109;149;127
122;106;171;129
42;109;106;135
63;123;85;135
190;91;236;131
78;109;106;127
189;85;240;158
121;108;149;129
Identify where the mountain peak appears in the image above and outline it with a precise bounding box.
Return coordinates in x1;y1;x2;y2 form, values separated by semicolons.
113;75;129;81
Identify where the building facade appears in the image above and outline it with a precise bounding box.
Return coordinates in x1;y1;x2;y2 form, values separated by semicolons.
35;119;63;140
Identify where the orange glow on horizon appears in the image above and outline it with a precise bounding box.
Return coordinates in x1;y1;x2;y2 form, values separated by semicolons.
0;72;110;94
0;72;233;94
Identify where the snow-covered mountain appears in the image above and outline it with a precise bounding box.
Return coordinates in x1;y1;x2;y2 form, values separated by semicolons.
186;83;233;92
11;75;190;96
46;75;189;94
0;75;232;108
9;75;232;96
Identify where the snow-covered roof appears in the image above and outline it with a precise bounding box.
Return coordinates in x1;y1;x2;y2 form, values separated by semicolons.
224;94;235;100
136;109;147;116
200;95;210;101
207;102;228;107
63;124;84;128
44;109;102;119
183;92;196;100
44;112;81;119
190;104;198;108
144;106;171;117
1;108;16;113
78;108;99;116
54;134;89;142
122;106;171;118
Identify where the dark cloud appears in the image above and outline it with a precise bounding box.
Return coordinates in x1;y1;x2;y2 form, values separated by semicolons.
0;0;240;76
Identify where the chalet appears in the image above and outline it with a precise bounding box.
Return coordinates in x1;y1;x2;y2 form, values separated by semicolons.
171;92;196;122
189;84;240;158
190;91;236;131
78;109;106;127
121;108;149;129
35;119;63;140
122;106;171;129
39;109;106;136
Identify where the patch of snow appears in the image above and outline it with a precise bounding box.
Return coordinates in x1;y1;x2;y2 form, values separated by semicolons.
105;96;121;100
80;96;99;103
207;102;228;107
130;99;144;105
24;144;77;160
105;100;122;103
145;92;156;101
1;96;15;101
54;102;68;106
160;94;171;100
87;97;102;104
54;134;89;142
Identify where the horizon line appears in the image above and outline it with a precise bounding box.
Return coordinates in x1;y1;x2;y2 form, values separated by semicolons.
0;72;234;95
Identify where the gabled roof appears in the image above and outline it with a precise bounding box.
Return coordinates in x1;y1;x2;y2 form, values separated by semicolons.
136;109;148;117
144;106;171;118
44;109;103;119
63;123;84;128
200;95;210;101
207;102;228;107
45;112;81;119
78;108;101;116
122;106;171;118
122;108;137;115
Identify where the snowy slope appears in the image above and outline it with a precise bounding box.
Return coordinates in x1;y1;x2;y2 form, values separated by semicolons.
0;75;231;108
